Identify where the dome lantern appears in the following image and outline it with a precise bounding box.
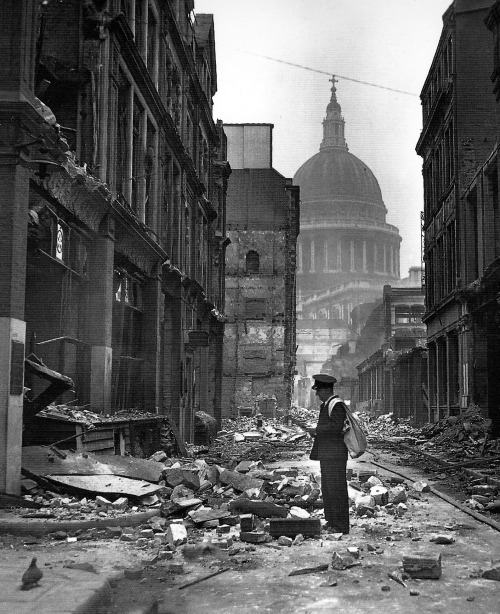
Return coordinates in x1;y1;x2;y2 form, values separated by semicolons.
320;75;348;151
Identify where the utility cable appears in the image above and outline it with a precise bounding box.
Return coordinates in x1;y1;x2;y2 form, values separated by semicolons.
229;46;419;97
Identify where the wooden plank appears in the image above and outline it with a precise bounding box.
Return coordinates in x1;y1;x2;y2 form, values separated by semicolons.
82;441;115;453
22;446;165;482
82;430;114;442
45;474;162;498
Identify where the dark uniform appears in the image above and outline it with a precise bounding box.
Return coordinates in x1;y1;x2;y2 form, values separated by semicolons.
309;376;349;533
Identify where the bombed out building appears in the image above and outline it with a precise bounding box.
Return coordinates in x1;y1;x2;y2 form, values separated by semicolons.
0;0;230;493
222;124;300;418
417;0;500;433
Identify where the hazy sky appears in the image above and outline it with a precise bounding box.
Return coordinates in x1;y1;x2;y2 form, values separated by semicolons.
195;0;455;274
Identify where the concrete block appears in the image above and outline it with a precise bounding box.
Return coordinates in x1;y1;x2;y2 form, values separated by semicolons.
240;531;268;543
239;514;255;532
140;529;155;538
269;518;321;538
402;553;442;579
217;524;231;534
166;523;188;547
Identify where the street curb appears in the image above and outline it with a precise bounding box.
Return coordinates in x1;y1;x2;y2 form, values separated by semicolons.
0;508;160;536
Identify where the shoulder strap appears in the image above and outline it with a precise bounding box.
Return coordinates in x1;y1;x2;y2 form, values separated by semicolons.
325;395;343;416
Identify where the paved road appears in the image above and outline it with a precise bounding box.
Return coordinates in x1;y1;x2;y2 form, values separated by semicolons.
105;449;500;614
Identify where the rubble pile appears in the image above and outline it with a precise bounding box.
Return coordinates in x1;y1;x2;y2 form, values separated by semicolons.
204;412;318;464
37;404;161;425
420;405;499;452
358;412;421;442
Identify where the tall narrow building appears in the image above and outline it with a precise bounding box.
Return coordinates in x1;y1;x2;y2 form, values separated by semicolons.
293;78;401;404
222;124;300;417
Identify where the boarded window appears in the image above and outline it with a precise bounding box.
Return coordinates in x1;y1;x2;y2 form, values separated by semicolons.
244;298;266;319
242;348;267;374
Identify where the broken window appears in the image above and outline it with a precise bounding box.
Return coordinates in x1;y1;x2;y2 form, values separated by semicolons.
112;268;144;411
394;305;424;325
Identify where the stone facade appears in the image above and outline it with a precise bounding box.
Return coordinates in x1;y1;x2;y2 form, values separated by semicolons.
356;268;427;423
417;0;497;427
0;0;229;492
222;124;300;417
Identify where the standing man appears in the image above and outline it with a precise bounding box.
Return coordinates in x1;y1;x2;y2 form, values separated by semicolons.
305;374;349;534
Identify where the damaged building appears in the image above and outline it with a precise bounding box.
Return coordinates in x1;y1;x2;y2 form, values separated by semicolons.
222;124;300;418
417;0;499;432
0;0;230;494
356;267;427;424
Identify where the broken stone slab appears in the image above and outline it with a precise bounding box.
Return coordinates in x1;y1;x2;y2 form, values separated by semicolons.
247;470;277;481
357;470;378;483
389;486;407;504
242;431;263;441
219;469;264;493
235;460;255;473
402;553;442;579
395;503;407;517
96;496;112;508
206;465;220;484
112;497;129;511
289;506;310;519
171;497;203;510
330;551;359;570
481;566;500;581
228;499;288;518
485;500;500;513
366;476;383;487
277;536;293;547
468;484;497;496
370;486;389;506
187;507;231;525
430;534;455;545
412;480;430;493
162;468;200;491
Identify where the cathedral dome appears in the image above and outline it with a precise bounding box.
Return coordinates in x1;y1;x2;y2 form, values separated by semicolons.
293;76;386;216
293;148;384;207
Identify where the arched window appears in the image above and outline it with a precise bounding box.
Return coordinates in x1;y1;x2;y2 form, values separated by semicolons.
246;250;260;274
